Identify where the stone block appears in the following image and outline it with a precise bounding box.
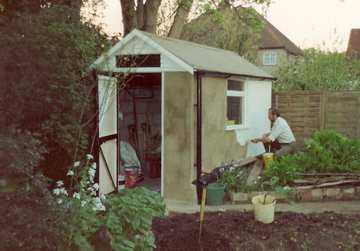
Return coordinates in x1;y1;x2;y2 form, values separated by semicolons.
296;189;312;201
356;186;360;194
325;188;341;199
0;178;7;187
342;187;355;199
229;191;248;203
311;189;324;201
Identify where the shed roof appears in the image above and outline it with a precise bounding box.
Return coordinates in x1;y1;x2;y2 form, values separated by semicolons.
93;29;274;80
346;29;360;58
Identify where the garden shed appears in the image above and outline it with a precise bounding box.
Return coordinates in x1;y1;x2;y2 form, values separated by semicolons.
91;29;274;204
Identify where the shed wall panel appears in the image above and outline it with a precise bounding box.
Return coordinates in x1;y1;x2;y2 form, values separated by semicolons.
163;72;196;203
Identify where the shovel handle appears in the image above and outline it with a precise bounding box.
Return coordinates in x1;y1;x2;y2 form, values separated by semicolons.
199;187;207;242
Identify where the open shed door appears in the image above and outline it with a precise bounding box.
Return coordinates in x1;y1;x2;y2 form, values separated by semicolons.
98;75;118;194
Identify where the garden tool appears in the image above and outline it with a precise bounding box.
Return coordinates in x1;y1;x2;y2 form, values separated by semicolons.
198;187;207;242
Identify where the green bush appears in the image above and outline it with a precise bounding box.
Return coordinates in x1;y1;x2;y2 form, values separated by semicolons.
54;156;165;251
273;49;360;91
303;130;360;172
263;155;305;186
264;130;360;186
104;188;166;251
219;167;261;193
0;3;112;182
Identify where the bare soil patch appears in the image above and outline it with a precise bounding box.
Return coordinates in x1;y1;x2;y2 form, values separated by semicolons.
153;211;360;251
0;192;62;251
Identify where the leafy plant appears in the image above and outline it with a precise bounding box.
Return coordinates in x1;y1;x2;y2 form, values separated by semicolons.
263;154;305;186
219;167;249;192
53;154;165;251
53;155;103;251
104;188;166;251
263;130;360;187
303;130;360;172
0;127;46;179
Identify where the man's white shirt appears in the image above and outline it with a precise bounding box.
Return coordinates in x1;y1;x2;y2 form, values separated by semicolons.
269;117;296;143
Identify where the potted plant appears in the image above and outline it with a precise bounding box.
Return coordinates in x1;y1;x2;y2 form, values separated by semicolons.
219;167;250;203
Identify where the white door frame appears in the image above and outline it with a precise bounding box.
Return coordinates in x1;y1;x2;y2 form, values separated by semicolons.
117;71;165;195
160;71;165;196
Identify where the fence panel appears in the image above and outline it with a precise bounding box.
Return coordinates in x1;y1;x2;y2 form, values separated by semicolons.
273;91;360;142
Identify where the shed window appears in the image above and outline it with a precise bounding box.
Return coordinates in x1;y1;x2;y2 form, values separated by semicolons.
226;80;245;129
116;54;161;68
263;51;277;66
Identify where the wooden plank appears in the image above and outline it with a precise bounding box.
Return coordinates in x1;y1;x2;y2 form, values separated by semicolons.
296;172;360;177
296;179;360;190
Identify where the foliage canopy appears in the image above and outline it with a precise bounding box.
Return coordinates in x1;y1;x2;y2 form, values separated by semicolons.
0;3;111;179
273;49;360;91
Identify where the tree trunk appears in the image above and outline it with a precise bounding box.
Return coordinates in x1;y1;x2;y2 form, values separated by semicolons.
136;0;144;29
143;0;161;34
120;0;136;35
168;0;193;38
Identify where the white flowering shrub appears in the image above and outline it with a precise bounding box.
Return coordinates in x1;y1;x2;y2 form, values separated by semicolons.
52;154;105;251
53;155;106;213
53;154;165;251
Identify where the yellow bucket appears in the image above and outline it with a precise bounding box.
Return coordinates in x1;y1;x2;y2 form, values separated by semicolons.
262;152;274;168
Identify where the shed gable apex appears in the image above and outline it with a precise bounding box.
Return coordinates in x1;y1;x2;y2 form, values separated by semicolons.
91;29;194;73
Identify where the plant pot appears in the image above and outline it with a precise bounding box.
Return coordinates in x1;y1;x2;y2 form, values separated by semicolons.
206;183;225;205
251;194;276;224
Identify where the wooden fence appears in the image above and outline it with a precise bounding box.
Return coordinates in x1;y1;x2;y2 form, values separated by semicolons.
272;91;360;142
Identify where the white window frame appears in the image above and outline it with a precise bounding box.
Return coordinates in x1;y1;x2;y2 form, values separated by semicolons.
263;51;277;66
225;79;247;131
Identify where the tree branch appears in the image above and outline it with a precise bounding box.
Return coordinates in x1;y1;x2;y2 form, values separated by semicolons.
120;0;136;35
144;0;162;33
136;0;144;29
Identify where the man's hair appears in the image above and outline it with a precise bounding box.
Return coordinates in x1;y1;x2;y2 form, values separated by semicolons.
269;108;280;117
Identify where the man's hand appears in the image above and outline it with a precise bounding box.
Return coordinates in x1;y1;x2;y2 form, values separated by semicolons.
250;138;261;143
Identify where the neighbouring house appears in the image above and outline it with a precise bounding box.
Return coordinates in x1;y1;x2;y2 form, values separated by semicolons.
91;29;274;204
181;6;303;74
346;29;360;58
257;18;303;73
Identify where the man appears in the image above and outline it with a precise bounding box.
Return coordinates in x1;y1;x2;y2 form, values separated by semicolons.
252;108;296;158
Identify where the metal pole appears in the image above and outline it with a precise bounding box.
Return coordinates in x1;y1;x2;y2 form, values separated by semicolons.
196;72;203;203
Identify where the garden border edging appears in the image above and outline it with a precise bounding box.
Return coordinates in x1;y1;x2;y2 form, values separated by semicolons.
228;185;360;203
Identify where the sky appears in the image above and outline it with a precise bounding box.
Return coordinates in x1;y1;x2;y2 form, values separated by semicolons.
98;0;360;52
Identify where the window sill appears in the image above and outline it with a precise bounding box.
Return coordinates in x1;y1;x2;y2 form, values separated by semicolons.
224;125;248;131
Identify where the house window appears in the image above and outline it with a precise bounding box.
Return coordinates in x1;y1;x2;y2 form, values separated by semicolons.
263;51;277;66
226;80;246;129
